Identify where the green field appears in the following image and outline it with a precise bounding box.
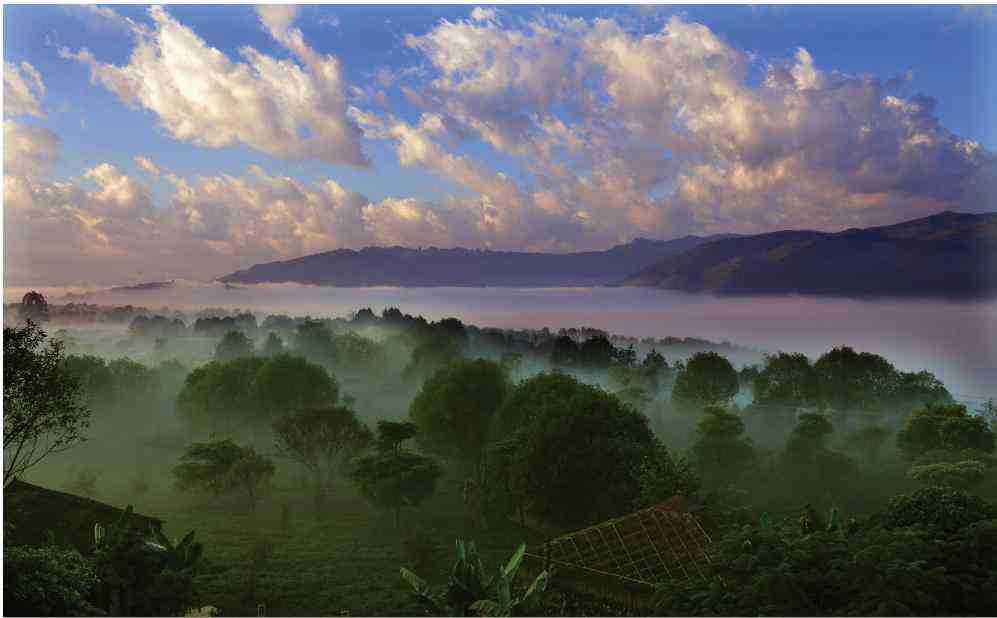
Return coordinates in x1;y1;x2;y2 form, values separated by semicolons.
138;470;546;617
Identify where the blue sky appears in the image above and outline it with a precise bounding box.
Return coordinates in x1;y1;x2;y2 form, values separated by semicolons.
4;4;995;286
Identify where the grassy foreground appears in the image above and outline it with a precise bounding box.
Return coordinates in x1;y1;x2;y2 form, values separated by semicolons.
132;471;544;616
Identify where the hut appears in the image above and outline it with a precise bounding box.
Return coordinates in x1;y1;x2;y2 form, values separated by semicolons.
4;479;162;551
521;499;713;608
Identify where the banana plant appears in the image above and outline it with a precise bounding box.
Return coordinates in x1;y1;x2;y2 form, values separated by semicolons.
151;527;204;572
400;540;550;616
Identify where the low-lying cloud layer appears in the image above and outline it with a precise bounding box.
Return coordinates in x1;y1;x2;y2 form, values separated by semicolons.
5;6;994;286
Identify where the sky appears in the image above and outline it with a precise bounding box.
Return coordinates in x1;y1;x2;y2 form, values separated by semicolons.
4;4;996;287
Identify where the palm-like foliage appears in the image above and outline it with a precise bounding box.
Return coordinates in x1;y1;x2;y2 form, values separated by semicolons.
400;540;549;616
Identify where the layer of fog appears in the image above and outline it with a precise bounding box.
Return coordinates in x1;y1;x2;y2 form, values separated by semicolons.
22;280;997;400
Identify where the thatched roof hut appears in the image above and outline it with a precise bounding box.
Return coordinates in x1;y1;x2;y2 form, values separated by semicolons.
521;499;713;608
4;479;162;553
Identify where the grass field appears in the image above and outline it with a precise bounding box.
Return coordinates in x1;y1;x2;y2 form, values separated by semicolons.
134;468;547;616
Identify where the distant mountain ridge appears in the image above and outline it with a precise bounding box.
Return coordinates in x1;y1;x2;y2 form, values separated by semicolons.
623;211;997;299
218;235;737;287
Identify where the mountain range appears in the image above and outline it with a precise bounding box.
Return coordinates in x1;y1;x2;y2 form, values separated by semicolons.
623;210;997;298
219;235;735;288
218;211;996;298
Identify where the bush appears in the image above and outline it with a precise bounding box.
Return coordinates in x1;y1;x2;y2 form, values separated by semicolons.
881;486;997;532
4;543;99;616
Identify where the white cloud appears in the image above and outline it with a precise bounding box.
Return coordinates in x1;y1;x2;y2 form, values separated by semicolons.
470;7;497;23
62;5;368;166
395;11;994;238
4;120;60;179
134;155;161;176
4;61;46;117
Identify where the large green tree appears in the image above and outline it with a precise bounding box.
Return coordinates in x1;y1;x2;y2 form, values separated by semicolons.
273;406;372;502
672;352;739;406
214;330;254;363
173;439;275;510
498;374;660;528
4;321;90;485
813;346;898;412
753;352;819;408
689;406;757;488
409;359;509;480
176;354;337;431
897;404;995;462
350;422;441;527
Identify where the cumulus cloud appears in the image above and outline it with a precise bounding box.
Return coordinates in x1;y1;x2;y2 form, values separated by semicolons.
5;61;46;117
4;159;503;286
61;5;368;166
390;12;994;239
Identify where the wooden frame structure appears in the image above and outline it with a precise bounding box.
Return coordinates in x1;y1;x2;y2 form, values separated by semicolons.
521;502;713;607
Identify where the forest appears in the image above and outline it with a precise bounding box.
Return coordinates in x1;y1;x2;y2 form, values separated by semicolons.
5;300;997;616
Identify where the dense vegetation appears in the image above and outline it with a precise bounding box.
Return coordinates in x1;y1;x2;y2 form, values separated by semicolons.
4;304;996;616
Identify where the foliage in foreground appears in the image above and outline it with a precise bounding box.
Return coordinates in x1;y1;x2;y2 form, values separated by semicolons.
4;542;100;616
401;540;549;617
656;487;997;616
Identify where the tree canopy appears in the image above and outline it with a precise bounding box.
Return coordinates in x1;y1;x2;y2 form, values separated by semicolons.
672;351;739;405
409;359;509;476
495;373;659;527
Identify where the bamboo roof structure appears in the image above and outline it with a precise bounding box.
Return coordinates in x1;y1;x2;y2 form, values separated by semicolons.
521;500;713;607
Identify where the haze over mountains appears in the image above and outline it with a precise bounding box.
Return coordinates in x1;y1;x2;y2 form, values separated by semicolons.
215;212;997;299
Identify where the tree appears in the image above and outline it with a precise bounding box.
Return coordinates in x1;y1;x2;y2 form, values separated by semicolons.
293;319;337;365
897;404;995;462
228;448;276;511
253;354;339;420
173;439;274;510
881;485;997;533
845;425;891;465
350;423;441;527
176;357;266;431
273;406;373;503
375;420;418;453
909;461;987;490
753;352;819;408
107;358;160;415
491;371;584;441
261;332;284;357
813;346;898;412
4;321;90;485
783;413;856;496
61;354;114;411
636;446;700;508
177;354;337;430
409;359;509;481
499;374;659;527
403;334;462;380
894;370;953;410
214;330;254;362
331;331;385;372
689;406;757;487
548;335;580;366
671;352;738;406
577;335;617;368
